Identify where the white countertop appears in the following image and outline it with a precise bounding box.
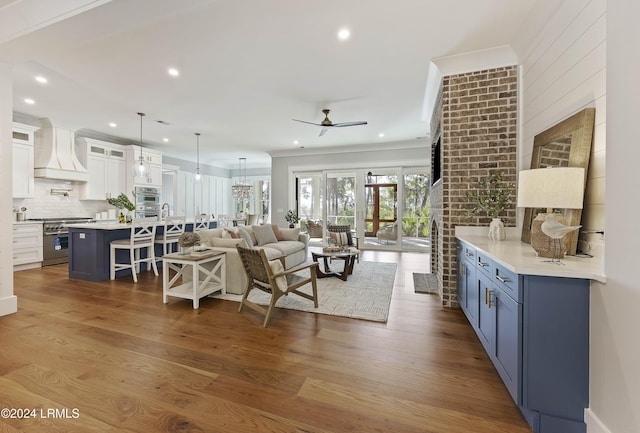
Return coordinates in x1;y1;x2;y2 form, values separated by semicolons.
66;222;131;230
455;227;606;283
13;220;43;225
65;217;206;230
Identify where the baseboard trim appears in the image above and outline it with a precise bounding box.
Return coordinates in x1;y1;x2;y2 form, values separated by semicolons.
0;295;18;316
585;409;613;433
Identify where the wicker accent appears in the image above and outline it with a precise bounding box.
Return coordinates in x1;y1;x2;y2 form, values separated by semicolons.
236;245;319;327
306;220;323;238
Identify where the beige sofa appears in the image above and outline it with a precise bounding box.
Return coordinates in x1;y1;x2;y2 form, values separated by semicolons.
196;225;309;294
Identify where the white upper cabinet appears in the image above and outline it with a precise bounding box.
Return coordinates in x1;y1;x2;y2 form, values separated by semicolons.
12;122;39;198
77;138;127;200
127;146;162;188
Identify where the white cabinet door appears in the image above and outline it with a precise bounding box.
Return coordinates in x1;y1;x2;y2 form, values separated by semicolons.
106;157;126;198
79;139;127;200
12;142;35;198
84;153;108;199
12;123;38;198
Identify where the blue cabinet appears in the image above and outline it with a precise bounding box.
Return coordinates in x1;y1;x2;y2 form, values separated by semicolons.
456;238;589;433
456;240;478;325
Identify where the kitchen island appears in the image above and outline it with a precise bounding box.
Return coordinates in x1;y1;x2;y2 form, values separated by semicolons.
67;220;216;282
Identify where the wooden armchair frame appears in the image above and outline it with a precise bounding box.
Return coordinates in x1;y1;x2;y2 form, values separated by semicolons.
236;245;319;327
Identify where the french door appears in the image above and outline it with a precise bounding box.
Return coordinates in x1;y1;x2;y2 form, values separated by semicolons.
364;183;397;236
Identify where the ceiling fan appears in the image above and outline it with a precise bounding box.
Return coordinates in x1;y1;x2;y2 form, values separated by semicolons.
293;109;368;137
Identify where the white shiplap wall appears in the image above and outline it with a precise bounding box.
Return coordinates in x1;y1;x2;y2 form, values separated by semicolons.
515;0;606;254
514;1;619;433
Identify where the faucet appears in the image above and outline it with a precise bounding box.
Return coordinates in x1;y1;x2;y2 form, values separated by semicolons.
161;203;170;220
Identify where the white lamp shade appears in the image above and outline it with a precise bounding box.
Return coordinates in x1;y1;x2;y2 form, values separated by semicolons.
517;167;585;210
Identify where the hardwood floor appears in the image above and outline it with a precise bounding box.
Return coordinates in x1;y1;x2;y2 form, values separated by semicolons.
2;251;531;433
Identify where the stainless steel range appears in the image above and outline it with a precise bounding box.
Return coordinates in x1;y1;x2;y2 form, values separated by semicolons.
28;218;94;266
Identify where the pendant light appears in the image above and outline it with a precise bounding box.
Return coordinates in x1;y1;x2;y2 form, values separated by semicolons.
137;112;147;174
231;157;252;200
194;132;201;181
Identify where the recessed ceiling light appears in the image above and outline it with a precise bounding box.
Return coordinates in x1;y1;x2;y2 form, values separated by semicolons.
109;122;117;128
163;138;169;143
35;76;47;84
378;133;385;138
337;28;351;40
168;67;179;77
293;140;299;145
24;98;35;104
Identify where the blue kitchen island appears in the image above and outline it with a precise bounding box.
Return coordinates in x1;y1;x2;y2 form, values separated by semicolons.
67;221;216;282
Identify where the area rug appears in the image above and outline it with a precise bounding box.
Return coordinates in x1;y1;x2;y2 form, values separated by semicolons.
413;272;439;294
247;261;397;322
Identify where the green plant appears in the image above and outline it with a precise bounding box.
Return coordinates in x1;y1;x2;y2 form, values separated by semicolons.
285;209;299;225
106;193;136;211
466;173;514;219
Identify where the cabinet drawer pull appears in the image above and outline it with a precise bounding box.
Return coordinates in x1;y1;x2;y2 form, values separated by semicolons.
495;275;510;284
465;252;473;257
478;261;488;268
485;287;494;308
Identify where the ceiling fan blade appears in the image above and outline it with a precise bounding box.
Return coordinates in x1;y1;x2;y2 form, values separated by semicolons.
292;119;322;126
319;127;329;137
333;121;368;127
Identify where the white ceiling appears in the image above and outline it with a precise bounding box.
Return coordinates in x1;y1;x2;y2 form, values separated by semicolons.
0;0;540;169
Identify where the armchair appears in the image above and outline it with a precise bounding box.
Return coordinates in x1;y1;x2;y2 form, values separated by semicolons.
306;219;323;238
377;222;398;244
236;245;318;327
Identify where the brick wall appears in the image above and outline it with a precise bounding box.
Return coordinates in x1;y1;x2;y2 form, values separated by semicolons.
430;66;518;307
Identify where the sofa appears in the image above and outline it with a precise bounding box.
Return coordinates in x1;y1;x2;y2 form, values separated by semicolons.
196;225;309;294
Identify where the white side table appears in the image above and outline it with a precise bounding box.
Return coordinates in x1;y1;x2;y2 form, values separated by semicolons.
162;250;226;309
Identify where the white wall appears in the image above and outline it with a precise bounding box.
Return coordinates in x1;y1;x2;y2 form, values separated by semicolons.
0;62;16;316
515;0;640;432
514;0;606;254
595;1;640;432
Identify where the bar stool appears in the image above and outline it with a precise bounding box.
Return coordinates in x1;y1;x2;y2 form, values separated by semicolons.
154;215;185;261
193;214;210;232
110;217;158;282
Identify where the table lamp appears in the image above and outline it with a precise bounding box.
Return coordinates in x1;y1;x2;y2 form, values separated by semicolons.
517;167;585;262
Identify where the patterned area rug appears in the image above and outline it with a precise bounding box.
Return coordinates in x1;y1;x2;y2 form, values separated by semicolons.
413;272;439;294
247;261;397;322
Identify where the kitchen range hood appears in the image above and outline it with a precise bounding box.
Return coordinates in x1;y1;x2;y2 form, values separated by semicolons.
34;118;89;182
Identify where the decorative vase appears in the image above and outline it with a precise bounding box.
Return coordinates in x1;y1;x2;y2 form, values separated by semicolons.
488;218;506;241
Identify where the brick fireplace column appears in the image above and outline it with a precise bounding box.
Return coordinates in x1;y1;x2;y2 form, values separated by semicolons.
430;66;518;308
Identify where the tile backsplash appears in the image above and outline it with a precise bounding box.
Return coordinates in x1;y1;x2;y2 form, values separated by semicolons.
12;178;114;219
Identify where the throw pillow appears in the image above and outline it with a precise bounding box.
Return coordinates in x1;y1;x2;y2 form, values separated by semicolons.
330;231;350;246
268;259;288;292
224;228;239;239
271;224;284;241
279;227;300;241
237;227;255;248
252;224;278;246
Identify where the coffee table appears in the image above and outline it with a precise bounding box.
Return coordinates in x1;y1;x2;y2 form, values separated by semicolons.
311;249;359;281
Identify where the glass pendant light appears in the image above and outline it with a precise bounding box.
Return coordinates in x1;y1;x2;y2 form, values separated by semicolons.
194;132;201;181
137;112;147;175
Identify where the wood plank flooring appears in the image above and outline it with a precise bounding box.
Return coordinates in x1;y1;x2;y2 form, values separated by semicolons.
2;251;532;433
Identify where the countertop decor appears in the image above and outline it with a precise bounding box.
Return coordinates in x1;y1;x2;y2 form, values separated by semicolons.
466;172;514;241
